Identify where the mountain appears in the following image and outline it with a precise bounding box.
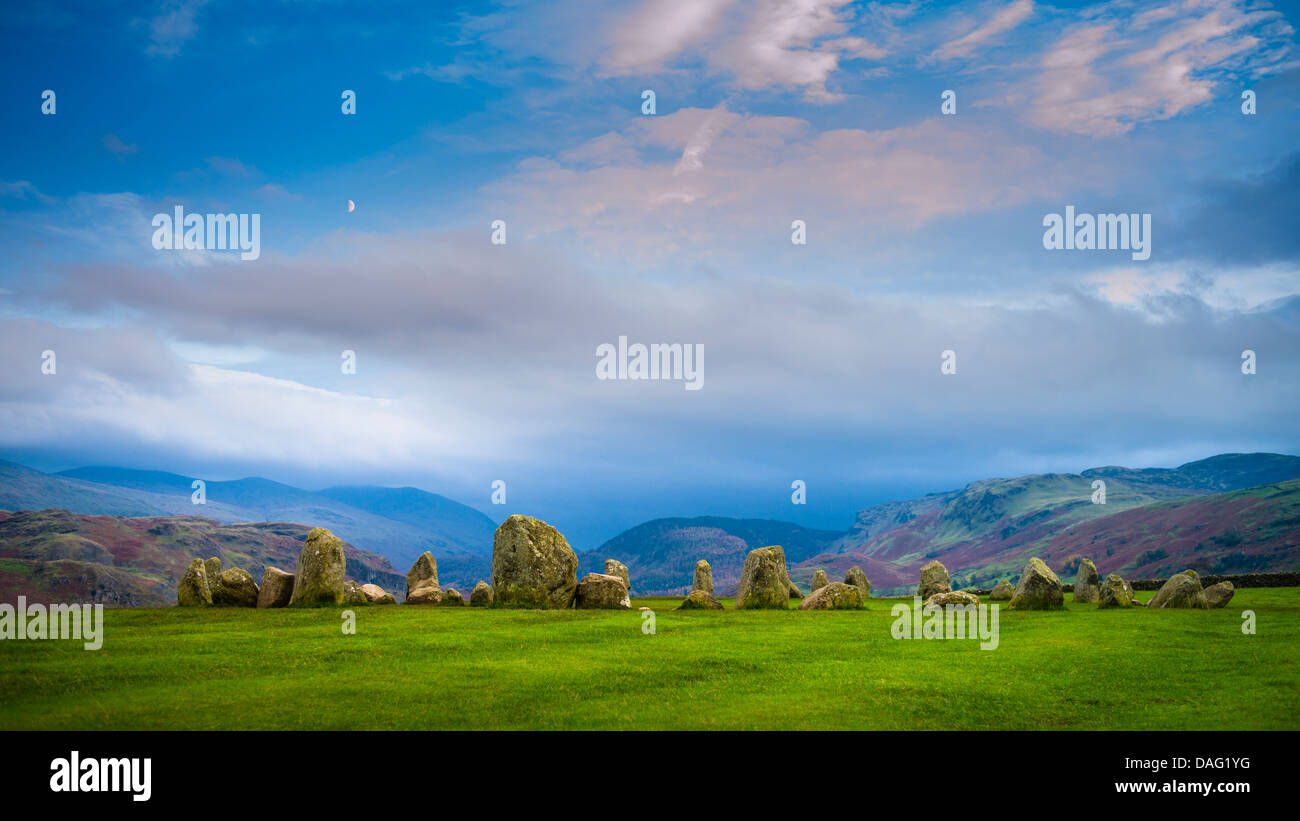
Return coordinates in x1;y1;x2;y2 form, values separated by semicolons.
0;509;405;607
581;516;843;595
795;453;1300;594
592;454;1300;596
0;461;497;589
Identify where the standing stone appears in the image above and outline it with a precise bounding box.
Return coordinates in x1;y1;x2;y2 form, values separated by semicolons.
1073;558;1101;603
1097;574;1134;608
917;560;952;600
406;551;442;604
491;514;579;608
989;580;1015;601
574;573;631;609
257;567;294;609
678;590;724;610
204;557;223;586
212;567;259;607
735;545;790;610
440;587;465;606
844;566;870;599
1204;581;1235;608
693;559;713;594
1008;557;1064;610
799;581;865;610
361;584;396;604
470;580;494;606
1149;571;1209;609
290;527;347;607
604;559;631;592
177;558;212;606
811;569;829;591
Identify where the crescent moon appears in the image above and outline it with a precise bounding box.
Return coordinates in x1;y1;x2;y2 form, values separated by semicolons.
347;199;355;213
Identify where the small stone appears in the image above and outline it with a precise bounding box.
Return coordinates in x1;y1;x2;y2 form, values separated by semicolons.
811;569;829;591
212;567;259;607
844;566;870;598
361;583;395;604
257;567;294;609
470;580;494;606
678;590;725;610
917;560;951;600
1204;581;1235;608
1008;557;1064;610
798;582;865;610
989;580;1014;601
693;559;713;593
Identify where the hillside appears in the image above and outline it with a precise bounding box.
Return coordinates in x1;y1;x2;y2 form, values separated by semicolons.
0;509;405;607
0;461;497;588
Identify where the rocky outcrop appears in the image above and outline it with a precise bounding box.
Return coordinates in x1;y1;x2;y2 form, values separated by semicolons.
177;558;212;607
212;567;259;607
798;581;865;610
604;559;631;592
844;566;870;599
1204;581;1235;608
1073;558;1101;603
989;580;1014;601
470;580;494;606
574;573;631;609
290;527;347;607
361;583;395;604
693;559;713;593
924;590;980;608
1008;557;1064;610
1149;571;1209;609
405;551;442;605
917;560;951;600
491;515;579;608
735;546;790;609
1097;574;1134;608
677;590;724;610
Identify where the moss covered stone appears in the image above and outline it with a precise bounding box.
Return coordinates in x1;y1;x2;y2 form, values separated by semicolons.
1097;574;1134;608
799;581;865;610
735;545;790;610
989;580;1015;601
177;558;212;607
491;514;579;608
212;567;259;607
290;527;346;607
575;573;631;609
677;589;724;610
604;558;631;592
1008;557;1064;610
917;560;951;600
693;559;713;594
1149;571;1209;609
844;566;870;599
1073;558;1101;603
257;567;294;608
405;551;442;604
470;580;494;606
811;569;829;591
1205;581;1235;608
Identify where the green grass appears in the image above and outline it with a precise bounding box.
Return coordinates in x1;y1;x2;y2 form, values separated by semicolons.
1;588;1297;730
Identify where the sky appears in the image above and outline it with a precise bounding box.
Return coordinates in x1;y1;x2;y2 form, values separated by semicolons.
1;0;1299;551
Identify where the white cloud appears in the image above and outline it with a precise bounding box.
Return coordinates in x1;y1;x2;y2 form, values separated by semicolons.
931;0;1034;61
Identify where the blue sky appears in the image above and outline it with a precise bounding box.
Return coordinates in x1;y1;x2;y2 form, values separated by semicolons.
2;0;1299;550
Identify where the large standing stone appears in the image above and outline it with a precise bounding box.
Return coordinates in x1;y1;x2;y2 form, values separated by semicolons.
1149;571;1209;609
844;566;870;599
1204;581;1235;608
212;567;259;607
361;584;395;604
1008;557;1064;610
204;557;222;585
604;559;631;592
257;567;294;609
574;573;631;609
799;581;865;610
811;569;829;591
989;580;1015;601
678;590;724;610
735;545;790;610
290;527;347;607
177;558;212;606
693;559;713;593
470;580;494;606
1097;574;1134;608
406;551;442;604
491;514;579;608
1073;558;1101;603
917;560;952;600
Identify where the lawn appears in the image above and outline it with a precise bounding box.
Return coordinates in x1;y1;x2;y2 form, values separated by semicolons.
1;588;1296;730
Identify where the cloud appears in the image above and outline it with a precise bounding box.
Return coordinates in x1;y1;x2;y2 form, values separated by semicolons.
101;134;139;158
0;180;56;204
931;0;1034;61
143;0;209;59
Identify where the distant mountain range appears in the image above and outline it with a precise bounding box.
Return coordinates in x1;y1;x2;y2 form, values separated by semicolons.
2;453;1299;604
0;460;498;590
582;453;1300;595
0;509;404;606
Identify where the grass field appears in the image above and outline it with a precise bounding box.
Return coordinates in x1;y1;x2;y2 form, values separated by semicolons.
2;589;1297;730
